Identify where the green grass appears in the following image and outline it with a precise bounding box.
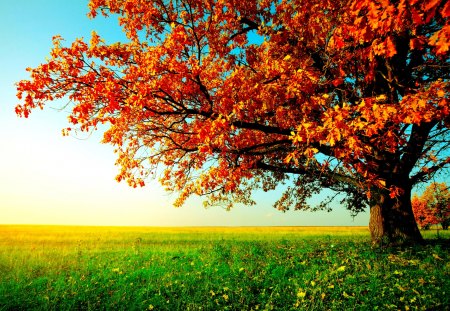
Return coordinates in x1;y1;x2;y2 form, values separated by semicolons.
0;226;448;310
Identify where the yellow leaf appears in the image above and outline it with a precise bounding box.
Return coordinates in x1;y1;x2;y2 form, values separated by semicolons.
433;253;443;261
297;289;306;298
285;153;293;164
342;291;351;298
376;94;387;101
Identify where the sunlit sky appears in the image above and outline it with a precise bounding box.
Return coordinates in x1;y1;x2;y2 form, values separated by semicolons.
0;0;369;226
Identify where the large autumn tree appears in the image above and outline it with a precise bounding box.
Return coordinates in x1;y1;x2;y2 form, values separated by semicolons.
16;0;450;245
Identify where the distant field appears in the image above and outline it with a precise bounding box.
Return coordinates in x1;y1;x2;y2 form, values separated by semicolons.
0;225;448;310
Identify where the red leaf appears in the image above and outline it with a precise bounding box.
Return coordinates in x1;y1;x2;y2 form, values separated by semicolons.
442;1;450;18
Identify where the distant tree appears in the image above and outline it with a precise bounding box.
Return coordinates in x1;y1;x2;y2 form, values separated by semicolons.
412;194;437;230
15;0;450;245
413;182;450;230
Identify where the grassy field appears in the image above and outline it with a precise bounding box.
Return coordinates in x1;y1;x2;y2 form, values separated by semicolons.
0;226;448;310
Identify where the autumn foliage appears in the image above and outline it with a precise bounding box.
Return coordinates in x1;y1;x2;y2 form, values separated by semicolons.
412;182;450;230
15;0;450;244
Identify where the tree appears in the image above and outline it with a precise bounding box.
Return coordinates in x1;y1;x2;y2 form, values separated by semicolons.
15;0;450;245
412;182;450;230
412;194;438;229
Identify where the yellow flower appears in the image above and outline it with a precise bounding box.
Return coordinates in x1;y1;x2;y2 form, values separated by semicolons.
297;289;306;298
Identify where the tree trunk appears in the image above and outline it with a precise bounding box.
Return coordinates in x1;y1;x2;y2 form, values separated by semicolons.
369;184;423;246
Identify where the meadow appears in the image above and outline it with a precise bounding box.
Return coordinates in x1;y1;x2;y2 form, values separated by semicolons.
0;225;448;310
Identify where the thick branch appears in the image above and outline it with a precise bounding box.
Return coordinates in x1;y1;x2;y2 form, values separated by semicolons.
229;17;259;40
256;159;358;188
232;139;293;155
232;121;291;136
400;122;437;175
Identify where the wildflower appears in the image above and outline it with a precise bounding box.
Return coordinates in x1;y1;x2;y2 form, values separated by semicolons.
297;289;306;298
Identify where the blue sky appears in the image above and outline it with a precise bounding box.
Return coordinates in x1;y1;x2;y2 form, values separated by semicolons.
0;0;369;226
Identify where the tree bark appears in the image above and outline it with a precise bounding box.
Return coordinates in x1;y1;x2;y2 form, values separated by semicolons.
369;184;423;246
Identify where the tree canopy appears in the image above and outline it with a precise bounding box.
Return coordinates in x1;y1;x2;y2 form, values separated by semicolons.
412;182;450;229
16;0;450;244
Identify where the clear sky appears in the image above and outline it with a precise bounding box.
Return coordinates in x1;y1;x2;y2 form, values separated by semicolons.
0;0;369;227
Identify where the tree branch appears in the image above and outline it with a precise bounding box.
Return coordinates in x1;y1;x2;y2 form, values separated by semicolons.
232;121;291;136
410;157;450;185
229;17;259;40
400;121;437;175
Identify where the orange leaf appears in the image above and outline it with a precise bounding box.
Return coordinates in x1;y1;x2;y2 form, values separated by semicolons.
423;0;441;13
385;37;397;57
442;1;450;18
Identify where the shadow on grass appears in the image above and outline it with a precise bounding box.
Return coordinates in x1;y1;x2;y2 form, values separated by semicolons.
424;237;450;249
